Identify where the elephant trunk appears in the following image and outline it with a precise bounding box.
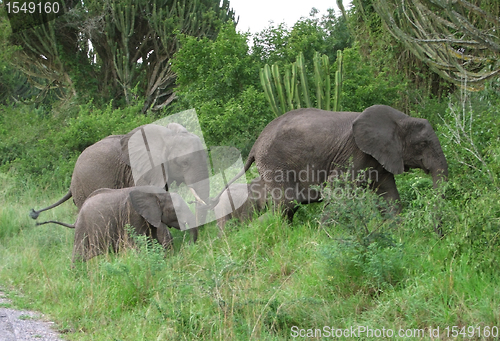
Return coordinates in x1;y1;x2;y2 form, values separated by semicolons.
428;153;448;237
429;148;448;189
431;166;448;189
189;187;207;205
193;189;209;227
186;175;210;227
423;136;448;189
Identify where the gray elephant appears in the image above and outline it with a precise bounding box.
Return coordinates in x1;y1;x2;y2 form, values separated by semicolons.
47;186;197;262
30;123;210;238
214;177;267;231
218;105;448;220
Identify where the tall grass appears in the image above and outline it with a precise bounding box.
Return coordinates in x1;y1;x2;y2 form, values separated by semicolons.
1;168;499;340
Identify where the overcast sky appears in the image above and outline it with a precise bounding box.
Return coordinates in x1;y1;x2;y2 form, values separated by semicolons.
228;0;342;34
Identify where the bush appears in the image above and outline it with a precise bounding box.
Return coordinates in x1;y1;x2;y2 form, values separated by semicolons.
54;101;150;154
340;44;408;112
401;86;500;274
437;89;500;194
0;100;149;187
171;23;274;154
319;174;406;294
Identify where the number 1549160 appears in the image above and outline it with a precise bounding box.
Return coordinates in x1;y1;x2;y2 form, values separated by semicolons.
6;2;60;14
445;326;499;338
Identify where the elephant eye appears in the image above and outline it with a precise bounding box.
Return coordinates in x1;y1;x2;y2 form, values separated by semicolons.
177;157;190;167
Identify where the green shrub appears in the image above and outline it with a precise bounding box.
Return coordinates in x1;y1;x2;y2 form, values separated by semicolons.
340;44;408;112
401;87;500;274
1;100;150;187
319;174;406;294
171;23;274;154
54;101;149;154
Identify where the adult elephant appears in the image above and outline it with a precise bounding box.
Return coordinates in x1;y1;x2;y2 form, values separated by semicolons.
30;123;210;238
218;105;448;220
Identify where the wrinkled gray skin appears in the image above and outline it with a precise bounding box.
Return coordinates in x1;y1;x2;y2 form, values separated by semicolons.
72;186;196;262
220;105;448;221
30;123;210;238
214;177;267;231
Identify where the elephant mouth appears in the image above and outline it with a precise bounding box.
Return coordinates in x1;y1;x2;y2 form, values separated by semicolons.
416;158;430;174
404;164;429;174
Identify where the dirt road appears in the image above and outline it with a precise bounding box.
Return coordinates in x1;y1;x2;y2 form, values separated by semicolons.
0;291;64;341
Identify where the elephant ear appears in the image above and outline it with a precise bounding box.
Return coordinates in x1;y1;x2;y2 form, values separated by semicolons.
352;105;408;175
129;188;163;228
121;124;172;187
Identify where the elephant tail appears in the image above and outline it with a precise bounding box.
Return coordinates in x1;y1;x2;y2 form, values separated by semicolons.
36;220;75;229
208;154;256;209
30;190;72;220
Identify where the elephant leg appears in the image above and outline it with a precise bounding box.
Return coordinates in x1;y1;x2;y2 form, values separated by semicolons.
285;205;299;222
195;203;209;229
270;199;297;223
156;227;173;249
72;228;88;263
189;227;198;243
372;173;401;213
216;217;228;239
217;216;229;234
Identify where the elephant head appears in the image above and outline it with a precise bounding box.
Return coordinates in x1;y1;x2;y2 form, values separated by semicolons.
121;124;210;227
129;187;198;242
352;105;448;188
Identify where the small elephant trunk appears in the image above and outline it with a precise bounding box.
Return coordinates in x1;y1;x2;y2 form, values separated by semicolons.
430;162;448;237
425;139;448;189
185;176;210;227
431;163;448;189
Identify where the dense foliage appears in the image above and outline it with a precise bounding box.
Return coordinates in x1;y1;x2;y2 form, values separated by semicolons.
0;2;499;340
170;23;271;153
7;0;235;111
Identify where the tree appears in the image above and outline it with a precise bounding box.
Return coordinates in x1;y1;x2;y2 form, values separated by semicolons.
252;8;351;66
352;0;500;89
7;0;81;101
171;23;272;153
1;10;48;106
7;0;235;111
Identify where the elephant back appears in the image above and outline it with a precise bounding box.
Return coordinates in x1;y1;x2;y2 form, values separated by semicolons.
251;109;359;184
71;135;134;209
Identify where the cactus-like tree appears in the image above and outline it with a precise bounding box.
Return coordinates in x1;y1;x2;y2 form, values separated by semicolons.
347;0;500;90
260;51;343;116
8;0;235;111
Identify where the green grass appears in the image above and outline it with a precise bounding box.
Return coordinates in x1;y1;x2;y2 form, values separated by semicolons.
0;169;499;341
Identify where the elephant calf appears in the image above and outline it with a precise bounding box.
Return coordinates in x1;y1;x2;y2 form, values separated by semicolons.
70;186;196;262
214;177;267;231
